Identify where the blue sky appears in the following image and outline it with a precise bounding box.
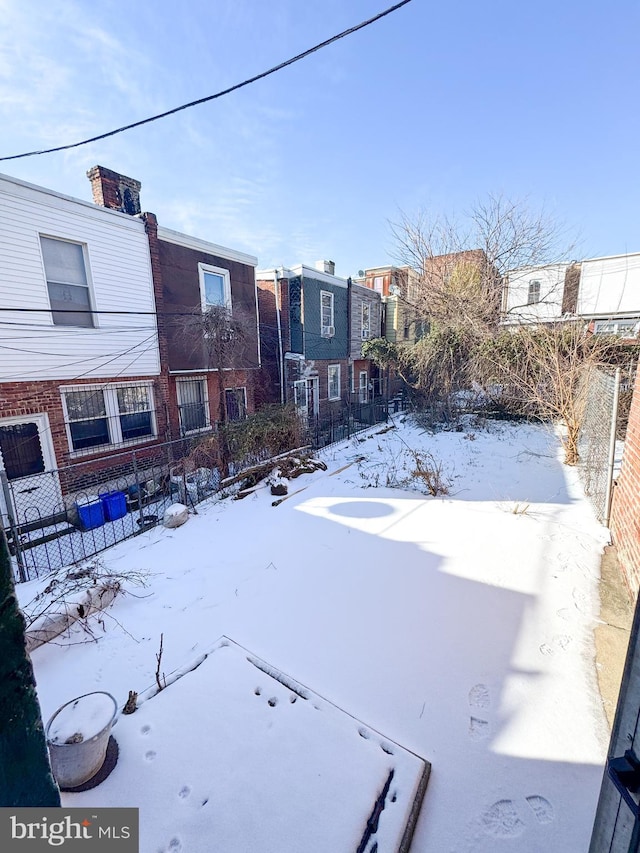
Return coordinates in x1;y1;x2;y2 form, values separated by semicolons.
1;0;638;278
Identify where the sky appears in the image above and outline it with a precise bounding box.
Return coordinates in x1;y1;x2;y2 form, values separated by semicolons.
1;0;639;279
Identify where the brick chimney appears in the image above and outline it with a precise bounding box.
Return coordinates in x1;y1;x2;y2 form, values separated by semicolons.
87;165;141;215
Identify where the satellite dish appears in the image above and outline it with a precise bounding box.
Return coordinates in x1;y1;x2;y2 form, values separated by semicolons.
358;269;365;277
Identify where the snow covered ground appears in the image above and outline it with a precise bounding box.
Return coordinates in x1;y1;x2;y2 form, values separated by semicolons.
20;416;612;852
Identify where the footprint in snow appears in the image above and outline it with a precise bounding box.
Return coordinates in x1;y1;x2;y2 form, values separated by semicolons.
144;750;156;762
526;795;555;824
479;795;555;839
468;684;490;709
481;799;525;838
468;684;491;740
178;786;191;800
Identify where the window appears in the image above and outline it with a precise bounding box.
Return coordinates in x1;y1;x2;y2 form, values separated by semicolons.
527;280;541;305
293;379;307;411
225;387;247;421
359;371;368;404
373;276;383;294
361;303;371;339
177;378;210;434
321;290;335;336
198;263;231;311
328;364;341;401
63;383;155;452
594;319;639;337
40;236;93;327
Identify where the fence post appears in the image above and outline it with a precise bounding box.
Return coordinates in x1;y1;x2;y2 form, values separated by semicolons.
604;367;622;528
0;470;26;584
132;451;144;527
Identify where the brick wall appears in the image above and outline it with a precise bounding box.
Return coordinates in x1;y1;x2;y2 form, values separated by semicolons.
610;360;640;595
0;375;168;471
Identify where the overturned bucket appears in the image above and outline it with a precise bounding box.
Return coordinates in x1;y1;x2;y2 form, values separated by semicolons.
45;691;118;789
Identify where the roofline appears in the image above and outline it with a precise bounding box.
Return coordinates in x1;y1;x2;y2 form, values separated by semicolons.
157;226;257;267
0;170;146;226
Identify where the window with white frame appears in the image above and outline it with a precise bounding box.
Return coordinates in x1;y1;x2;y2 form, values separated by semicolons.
359;370;368;404
225;387;247;421
527;280;541;305
594;319;639;337
328;364;341;400
177;378;209;434
361;303;371;339
373;276;383;294
62;383;155;452
40;236;93;328
198;263;231;311
321;290;335;336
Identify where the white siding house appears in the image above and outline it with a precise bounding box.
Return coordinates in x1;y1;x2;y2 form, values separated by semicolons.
0;171;162;520
501;264;570;325
577;253;640;335
0;172;159;380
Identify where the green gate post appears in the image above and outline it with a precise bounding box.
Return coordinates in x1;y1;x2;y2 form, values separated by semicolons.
0;527;60;806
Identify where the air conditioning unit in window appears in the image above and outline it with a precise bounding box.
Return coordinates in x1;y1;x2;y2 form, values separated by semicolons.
322;325;335;337
361;329;371;340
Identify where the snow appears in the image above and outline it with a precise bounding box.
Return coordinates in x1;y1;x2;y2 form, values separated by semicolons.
21;416;611;852
48;692;117;744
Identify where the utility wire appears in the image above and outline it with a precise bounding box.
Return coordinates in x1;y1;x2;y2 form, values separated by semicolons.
0;0;413;162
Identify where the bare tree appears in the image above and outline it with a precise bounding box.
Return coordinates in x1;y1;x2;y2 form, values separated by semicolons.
181;305;253;473
474;322;635;464
390;194;576;330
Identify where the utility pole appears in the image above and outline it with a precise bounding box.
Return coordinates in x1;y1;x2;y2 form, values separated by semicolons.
0;527;60;806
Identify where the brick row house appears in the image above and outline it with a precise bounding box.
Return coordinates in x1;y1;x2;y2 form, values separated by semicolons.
0;166;261;532
87;167;260;443
257;262;381;419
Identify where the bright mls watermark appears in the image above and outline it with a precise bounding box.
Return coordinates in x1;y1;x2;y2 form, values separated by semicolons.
0;809;138;851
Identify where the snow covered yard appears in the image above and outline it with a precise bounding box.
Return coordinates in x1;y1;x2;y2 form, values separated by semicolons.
20;416;611;852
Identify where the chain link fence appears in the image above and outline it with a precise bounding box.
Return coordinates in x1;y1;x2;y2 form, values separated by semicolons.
577;365;636;525
2;399;392;582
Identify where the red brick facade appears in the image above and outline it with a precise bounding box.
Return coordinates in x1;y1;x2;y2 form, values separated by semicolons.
0;375;168;470
610;360;640;595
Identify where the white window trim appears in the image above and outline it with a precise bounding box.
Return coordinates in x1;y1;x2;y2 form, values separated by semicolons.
328;364;341;401
61;381;157;456
320;290;335;337
359;370;368;404
198;263;232;311
39;234;97;329
176;376;211;435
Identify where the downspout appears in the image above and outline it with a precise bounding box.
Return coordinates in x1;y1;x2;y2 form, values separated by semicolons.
274;269;285;404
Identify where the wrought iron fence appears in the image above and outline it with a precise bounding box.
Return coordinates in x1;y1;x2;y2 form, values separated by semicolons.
2;398;393;582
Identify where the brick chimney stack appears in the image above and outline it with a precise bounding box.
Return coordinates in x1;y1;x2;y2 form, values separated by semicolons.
87;165;142;215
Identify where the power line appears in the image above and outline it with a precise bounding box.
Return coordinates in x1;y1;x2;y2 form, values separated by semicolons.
0;1;413;162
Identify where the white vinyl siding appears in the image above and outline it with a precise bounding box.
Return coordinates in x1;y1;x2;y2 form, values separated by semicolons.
0;175;159;380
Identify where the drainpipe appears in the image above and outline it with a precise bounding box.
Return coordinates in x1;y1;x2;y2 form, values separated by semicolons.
274;269;285;404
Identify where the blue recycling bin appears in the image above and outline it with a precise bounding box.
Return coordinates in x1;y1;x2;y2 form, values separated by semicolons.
100;491;127;521
76;496;105;531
